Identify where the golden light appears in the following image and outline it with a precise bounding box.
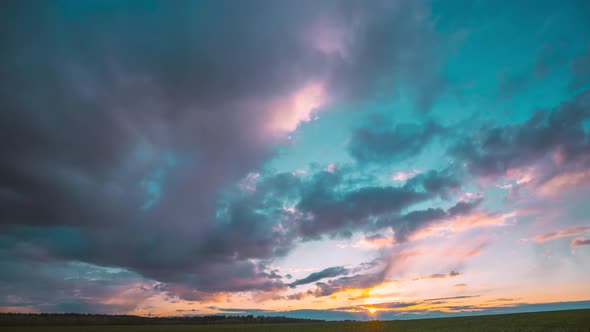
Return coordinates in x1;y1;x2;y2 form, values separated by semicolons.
368;308;378;315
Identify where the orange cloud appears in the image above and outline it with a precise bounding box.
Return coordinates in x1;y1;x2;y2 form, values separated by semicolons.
410;211;513;240
528;226;590;243
538;169;590;196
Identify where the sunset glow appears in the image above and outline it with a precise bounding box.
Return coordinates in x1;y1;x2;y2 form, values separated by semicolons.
1;0;590;321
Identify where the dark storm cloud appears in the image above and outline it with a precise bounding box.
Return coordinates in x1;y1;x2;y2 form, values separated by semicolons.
210;166;461;266
390;208;447;241
288;266;350;288
447;199;481;216
382;198;481;242
0;257;154;314
0;0;446;309
571;238;590;247
293;168;461;240
450;90;590;179
348;121;445;164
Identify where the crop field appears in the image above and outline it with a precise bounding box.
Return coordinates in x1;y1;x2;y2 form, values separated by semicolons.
6;309;590;332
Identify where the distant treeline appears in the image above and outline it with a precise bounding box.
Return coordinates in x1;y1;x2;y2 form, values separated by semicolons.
0;313;324;326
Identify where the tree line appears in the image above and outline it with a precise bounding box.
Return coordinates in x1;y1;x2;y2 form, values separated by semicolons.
0;313;324;326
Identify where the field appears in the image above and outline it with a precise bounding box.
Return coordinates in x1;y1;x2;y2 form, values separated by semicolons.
6;309;590;331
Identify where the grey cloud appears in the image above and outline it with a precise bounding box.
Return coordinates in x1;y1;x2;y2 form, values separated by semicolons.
309;259;392;297
348;121;445;164
571;238;590;247
295;168;461;240
284;256;391;299
288;266;350;288
447;199;482;216
417;270;461;280
313;273;385;297
0;0;447;307
0;257;154;314
386;198;481;242
450;90;590;178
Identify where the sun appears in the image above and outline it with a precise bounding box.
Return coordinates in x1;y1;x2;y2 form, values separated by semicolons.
368;308;378;315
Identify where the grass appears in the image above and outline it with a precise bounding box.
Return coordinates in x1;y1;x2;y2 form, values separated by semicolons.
7;309;590;331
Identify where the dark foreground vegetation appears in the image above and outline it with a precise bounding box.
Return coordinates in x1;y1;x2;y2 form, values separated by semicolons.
2;309;589;331
0;313;322;326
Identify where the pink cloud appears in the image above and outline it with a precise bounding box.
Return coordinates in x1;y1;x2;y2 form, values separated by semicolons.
441;239;489;259
527;226;590;243
392;169;421;182
505;167;536;186
240;172;260;192
412;211;513;241
326;163;336;173
0;306;36;313
451;211;514;230
538;169;590;196
267;81;327;134
307;17;350;58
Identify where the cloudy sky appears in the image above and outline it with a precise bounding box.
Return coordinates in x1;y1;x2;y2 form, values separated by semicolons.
1;0;590;320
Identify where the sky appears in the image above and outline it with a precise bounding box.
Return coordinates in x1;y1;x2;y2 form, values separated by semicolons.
1;0;590;320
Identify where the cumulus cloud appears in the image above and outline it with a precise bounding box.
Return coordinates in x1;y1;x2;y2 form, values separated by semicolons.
5;0;588;317
0;0;450;310
293;168;462;240
449;90;590;180
379;198;481;242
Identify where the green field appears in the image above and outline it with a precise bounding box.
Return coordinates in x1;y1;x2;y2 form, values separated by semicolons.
5;309;590;332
